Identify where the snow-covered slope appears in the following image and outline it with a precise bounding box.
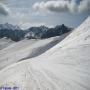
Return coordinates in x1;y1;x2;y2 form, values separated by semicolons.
0;38;14;50
0;33;68;70
0;17;90;90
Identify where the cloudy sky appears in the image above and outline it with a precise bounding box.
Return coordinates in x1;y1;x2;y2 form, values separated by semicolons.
0;0;90;29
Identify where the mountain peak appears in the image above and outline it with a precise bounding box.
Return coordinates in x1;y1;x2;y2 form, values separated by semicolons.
0;23;21;30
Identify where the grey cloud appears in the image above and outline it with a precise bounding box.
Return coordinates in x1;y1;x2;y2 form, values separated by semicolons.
0;3;10;16
33;0;90;14
79;0;90;13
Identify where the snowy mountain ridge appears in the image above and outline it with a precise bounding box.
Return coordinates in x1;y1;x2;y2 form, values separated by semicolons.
0;23;72;41
0;23;21;30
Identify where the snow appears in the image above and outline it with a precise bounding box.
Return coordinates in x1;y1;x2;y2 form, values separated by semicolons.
0;16;90;90
0;38;14;50
0;33;68;70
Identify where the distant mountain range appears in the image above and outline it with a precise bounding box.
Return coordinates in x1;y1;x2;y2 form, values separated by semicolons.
0;23;24;41
0;23;73;41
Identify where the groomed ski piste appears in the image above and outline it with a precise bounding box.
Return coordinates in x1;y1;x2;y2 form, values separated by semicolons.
0;16;90;90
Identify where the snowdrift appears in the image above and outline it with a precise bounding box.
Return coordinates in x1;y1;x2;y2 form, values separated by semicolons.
0;17;90;90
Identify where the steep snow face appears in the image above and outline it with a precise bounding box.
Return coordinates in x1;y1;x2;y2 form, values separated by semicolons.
0;17;90;90
52;16;90;49
36;16;90;59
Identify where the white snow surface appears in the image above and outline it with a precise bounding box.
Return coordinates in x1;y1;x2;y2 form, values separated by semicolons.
0;33;68;70
0;17;90;90
0;38;14;50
